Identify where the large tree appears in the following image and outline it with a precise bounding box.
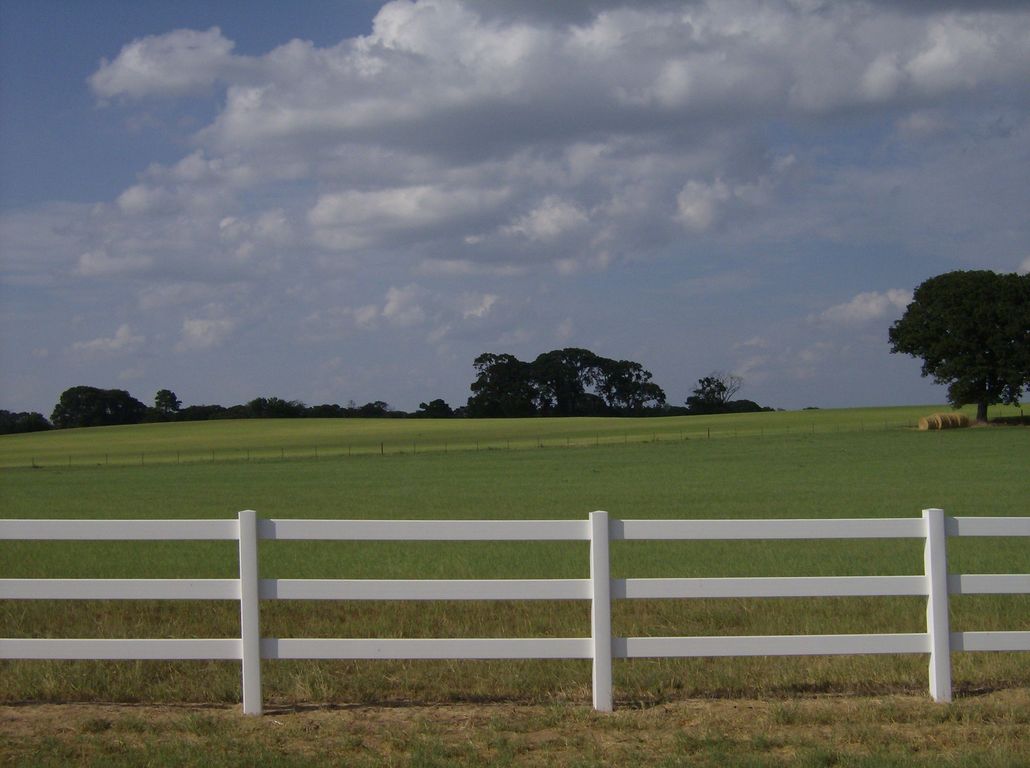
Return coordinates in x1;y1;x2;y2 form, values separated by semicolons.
685;372;743;414
51;386;148;428
154;389;182;418
888;270;1030;423
467;353;539;417
467;348;665;417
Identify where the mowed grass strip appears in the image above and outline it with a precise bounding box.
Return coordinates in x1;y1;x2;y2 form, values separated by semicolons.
1;415;1028;706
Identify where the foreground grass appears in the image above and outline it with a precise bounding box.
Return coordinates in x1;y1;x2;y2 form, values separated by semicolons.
3;690;1029;767
1;417;1028;708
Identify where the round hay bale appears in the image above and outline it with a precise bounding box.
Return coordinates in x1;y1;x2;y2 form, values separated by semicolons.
941;413;970;429
920;412;970;430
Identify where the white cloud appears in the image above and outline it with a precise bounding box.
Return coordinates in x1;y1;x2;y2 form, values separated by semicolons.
71;324;145;356
461;293;498;320
817;289;912;325
502;197;588;241
176;316;237;351
734;336;769;351
861;53;906;101
352;304;381;329
76;250;153;277
116;183;169;215
309;185;508;251
1018;257;1030;275
675;179;732;233
90;27;241;99
555;317;575;343
382;285;427;327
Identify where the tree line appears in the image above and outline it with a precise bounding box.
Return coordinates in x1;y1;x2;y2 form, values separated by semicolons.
7;269;1023;434
1;351;767;433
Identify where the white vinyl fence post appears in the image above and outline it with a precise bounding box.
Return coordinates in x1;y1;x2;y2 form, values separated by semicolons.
238;509;263;715
590;510;613;712
923;508;952;703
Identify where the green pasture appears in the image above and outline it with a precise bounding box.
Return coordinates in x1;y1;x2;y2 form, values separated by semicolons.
2;403;1018;469
1;406;1028;706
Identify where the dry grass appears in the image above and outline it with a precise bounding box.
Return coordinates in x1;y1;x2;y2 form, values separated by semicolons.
3;689;1029;767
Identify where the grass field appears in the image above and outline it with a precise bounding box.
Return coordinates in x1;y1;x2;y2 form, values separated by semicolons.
2;406;1029;764
1;403;1016;469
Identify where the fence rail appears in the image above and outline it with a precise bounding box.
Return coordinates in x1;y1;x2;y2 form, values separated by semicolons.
2;509;1029;714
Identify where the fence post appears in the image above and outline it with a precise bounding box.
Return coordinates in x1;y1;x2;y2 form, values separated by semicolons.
238;509;263;715
923;508;952;703
590;510;613;712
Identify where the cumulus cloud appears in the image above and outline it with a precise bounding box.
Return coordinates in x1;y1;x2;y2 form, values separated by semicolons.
90;27;242;99
502;197;589;241
675;179;732;232
176;316;237;351
4;1;1029;414
71;324;145;356
309;184;509;251
76;250;153;277
68;1;1030;281
817;289;912;325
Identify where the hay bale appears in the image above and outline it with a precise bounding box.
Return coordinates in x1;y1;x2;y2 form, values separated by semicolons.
919;413;969;430
942;413;970;429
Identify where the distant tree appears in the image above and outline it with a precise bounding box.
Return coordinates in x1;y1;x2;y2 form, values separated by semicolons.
0;410;52;435
177;404;228;421
246;397;306;418
686;372;744;414
154;389;182;417
889;270;1030;422
417;398;454;418
51;386;147;428
307;403;346;418
467;348;665;417
531;348;602;415
467;353;538;417
358;400;391;417
597;359;667;414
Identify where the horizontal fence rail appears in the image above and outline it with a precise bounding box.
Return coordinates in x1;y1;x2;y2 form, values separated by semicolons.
2;509;1028;714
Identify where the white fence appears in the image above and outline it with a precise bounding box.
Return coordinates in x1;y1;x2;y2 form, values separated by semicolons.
2;509;1029;715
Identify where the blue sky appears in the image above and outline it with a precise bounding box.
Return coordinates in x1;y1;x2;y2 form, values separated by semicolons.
2;0;1028;415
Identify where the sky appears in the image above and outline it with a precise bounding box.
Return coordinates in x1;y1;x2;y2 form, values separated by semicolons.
2;0;1029;416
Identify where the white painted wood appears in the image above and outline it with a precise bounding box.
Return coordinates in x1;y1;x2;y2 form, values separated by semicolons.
924;508;952;703
590;511;613;712
0;638;241;660
237;510;262;715
946;517;1030;537
5;509;1028;712
951;631;1030;652
261;637;593;660
259;518;590;541
613;518;925;541
0;519;238;540
614;575;928;599
260;579;591;601
0;579;240;600
948;574;1030;595
615;633;930;658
